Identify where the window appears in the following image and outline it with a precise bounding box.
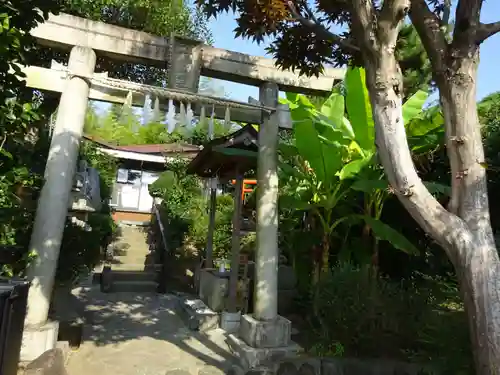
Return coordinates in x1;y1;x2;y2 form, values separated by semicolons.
116;168;129;183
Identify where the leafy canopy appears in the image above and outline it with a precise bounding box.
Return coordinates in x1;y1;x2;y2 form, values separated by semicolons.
198;0;433;99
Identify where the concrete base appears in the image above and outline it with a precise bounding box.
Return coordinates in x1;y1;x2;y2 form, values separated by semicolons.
22;348;68;375
220;311;241;333
20;321;59;362
239;314;291;348
227;333;301;370
199;269;229;312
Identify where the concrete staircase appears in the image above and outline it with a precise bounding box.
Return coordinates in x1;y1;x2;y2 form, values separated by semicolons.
99;224;161;293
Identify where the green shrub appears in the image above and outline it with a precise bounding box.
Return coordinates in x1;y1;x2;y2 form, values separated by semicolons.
310;263;472;373
56;212;115;285
150;157;240;261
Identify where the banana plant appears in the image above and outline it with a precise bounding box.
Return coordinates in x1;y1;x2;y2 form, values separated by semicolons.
279;89;419;285
342;68;452;271
279;66;449;281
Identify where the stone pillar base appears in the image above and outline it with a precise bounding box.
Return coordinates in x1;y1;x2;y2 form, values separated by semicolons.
220;311;241;333
227;334;301;370
20;321;59;362
239;314;291;348
227;314;301;369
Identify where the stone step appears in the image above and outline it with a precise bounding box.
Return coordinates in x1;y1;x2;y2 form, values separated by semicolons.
112;280;158;293
177;295;219;332
110;270;157;282
110;263;162;272
92;265;161;283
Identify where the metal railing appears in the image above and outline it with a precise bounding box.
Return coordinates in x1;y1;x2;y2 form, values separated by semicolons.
151;201;169;293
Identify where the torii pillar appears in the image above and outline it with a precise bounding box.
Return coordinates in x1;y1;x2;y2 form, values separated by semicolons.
21;46;96;362
227;82;300;369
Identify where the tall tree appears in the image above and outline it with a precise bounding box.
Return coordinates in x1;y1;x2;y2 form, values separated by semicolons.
198;0;500;372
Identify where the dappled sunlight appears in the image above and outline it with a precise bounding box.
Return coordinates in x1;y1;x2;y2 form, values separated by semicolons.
65;289;235;375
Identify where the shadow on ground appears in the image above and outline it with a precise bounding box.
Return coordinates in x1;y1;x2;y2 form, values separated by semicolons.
63;289;235;375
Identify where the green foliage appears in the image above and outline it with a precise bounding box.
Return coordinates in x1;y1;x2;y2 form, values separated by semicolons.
396;24;434;100
310;264;472;373
84;103;233;146
198;3;432;99
56;212;115;285
63;0;211;42
0;0;59;257
278;68;430;284
79;141;118;199
150;157;236;260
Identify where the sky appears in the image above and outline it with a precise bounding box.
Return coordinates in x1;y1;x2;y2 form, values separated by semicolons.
94;2;500;114
206;1;500;103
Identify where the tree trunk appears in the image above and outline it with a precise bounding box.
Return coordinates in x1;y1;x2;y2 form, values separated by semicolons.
438;51;500;374
363;47;500;374
454;239;500;375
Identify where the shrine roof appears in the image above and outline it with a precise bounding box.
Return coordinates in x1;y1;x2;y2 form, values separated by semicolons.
186;125;258;178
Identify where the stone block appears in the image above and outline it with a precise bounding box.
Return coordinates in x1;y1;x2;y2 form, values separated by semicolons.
20;321;59;362
239;314;291;348
179;297;219;332
220;311;241;333
199;269;229;312
227;334;301;370
23;348;67;375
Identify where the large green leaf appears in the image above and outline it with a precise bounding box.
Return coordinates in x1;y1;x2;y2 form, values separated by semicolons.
345;67;375;152
402;90;428;125
294;118;345;184
314;115;352;147
279;161;306;180
338;154;374;180
279;195;312;211
278;143;299;158
294;119;328;182
320;92;354;138
358;215;419;255
350;179;388;193
407;105;444;137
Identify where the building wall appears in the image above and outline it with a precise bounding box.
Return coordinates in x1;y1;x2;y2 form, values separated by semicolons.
112;210;152;225
110;163;162;214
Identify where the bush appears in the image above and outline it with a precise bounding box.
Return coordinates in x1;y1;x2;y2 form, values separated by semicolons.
309;263;472;373
150;157;245;261
56;212;116;285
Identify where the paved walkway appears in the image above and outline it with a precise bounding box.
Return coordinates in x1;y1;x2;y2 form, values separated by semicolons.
66;289;235;375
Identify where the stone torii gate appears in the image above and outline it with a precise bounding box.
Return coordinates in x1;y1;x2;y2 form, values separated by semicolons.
20;13;345;366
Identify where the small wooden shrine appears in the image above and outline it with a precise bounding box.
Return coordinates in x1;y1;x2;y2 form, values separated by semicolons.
186;124;258;317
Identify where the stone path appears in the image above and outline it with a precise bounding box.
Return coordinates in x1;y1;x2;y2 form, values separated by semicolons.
66;289;235;375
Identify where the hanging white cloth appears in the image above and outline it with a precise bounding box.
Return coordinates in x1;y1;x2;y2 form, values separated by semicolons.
208;104;215;140
166;99;177;133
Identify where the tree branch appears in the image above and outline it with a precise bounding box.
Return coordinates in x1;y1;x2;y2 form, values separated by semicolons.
378;0;410;47
285;1;360;52
350;0;378;55
409;0;448;79
476;21;500;44
452;0;483;48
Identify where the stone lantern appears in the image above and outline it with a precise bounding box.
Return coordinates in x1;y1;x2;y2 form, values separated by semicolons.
69;159;102;218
